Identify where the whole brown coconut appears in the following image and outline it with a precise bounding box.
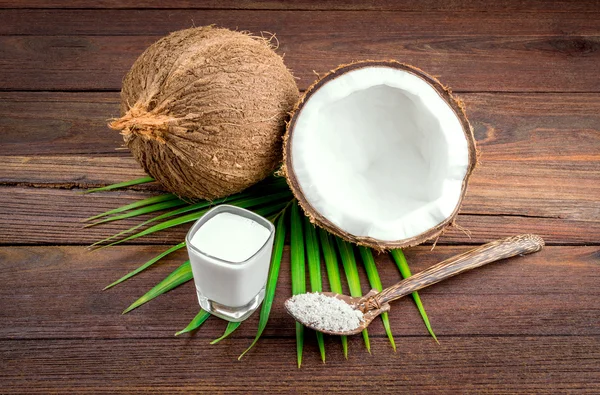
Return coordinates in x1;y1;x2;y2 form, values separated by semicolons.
110;27;299;199
283;60;477;250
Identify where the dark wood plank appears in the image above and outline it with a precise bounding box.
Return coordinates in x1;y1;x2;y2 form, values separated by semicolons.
0;187;185;245
0;5;597;393
466;163;600;220
0;0;597;12
0;92;124;155
4;10;600;36
0;186;598;245
462;92;600;220
1;245;598;340
2;157;598;223
2;92;599;166
0;156;147;187
2;337;599;393
0;11;599;91
1;92;597;239
2;156;598;227
443;214;600;245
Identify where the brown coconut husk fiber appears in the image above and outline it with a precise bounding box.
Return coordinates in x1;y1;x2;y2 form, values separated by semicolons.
110;26;299;199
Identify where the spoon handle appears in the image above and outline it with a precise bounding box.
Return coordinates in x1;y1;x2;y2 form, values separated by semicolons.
375;234;544;306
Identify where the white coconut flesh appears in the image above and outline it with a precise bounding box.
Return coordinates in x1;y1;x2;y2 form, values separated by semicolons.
290;66;470;242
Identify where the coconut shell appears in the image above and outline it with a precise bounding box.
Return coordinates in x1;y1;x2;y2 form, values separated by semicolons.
283;60;477;250
110;27;299;199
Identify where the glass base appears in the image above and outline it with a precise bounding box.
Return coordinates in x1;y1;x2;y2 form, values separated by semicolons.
196;287;265;322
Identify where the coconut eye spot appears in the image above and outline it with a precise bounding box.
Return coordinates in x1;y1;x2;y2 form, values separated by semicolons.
289;66;470;242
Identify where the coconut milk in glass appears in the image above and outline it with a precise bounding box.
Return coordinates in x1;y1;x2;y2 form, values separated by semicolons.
186;205;275;322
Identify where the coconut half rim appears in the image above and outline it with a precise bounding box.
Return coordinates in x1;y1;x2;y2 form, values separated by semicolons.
283;61;476;250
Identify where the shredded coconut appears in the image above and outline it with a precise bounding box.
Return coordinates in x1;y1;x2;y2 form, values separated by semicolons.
287;292;364;332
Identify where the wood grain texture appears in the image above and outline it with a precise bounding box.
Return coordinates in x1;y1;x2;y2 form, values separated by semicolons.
376;235;545;305
0;92;124;155
3;92;600;157
2;337;600;394
2;156;598;223
0;187;184;245
0;186;598;246
0;156;147;187
0;11;599;91
0;245;598;340
0;3;599;392
4;10;600;36
0;0;598;12
1;92;598;233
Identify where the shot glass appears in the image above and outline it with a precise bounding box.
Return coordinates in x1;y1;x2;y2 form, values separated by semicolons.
185;204;275;322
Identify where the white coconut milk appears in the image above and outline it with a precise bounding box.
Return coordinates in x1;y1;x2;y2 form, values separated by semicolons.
186;205;275;321
190;212;270;263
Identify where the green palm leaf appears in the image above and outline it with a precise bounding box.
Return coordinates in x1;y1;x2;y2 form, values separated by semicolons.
123;260;192;314
85;199;188;228
101;194;291;248
265;200;291;223
90;191;261;247
238;208;287;360
304;216;326;363
90;193;248;247
81;176;155;194
290;202;306;368
84;174;286;196
104;242;187;290
84;193;179;222
86;175;427;361
389;249;438;343
239;209;287;359
211;321;242;344
335;238;371;353
358;246;396;351
88;175;291;246
175;309;211;336
317;229;349;358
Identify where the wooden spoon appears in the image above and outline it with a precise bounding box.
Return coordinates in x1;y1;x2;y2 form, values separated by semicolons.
284;234;545;336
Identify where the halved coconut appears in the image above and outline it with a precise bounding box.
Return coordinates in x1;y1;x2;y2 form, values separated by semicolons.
283;61;476;250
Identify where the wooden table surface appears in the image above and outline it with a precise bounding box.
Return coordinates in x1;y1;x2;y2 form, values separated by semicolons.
1;1;599;393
